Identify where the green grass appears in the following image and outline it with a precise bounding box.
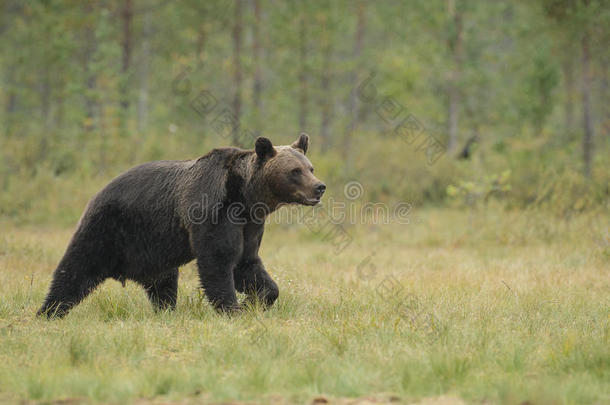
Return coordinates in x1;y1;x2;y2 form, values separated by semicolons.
0;208;608;404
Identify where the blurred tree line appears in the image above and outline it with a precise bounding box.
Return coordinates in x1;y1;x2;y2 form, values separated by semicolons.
0;0;608;223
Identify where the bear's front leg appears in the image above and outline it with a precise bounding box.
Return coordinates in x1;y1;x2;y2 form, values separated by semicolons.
234;258;279;308
192;221;243;313
234;222;279;309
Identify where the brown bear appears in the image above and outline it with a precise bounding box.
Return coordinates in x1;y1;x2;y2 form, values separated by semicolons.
38;134;325;317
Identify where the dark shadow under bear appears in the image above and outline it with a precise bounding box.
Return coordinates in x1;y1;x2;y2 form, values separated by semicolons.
38;134;325;317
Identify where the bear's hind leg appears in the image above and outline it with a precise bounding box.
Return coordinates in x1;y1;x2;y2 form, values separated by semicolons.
140;268;179;311
38;264;105;318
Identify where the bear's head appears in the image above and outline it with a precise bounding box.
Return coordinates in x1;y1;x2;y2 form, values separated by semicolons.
252;133;326;209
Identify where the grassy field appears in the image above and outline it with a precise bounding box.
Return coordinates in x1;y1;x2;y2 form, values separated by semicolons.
0;208;608;404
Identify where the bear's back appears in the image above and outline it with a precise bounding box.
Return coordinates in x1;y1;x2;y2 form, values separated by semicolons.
80;148;251;229
96;160;194;209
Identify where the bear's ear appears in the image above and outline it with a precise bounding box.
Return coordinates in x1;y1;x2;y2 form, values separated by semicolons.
255;137;276;160
291;132;309;154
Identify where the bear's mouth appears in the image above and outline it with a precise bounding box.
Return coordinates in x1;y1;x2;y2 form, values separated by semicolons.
302;197;321;206
294;192;321;206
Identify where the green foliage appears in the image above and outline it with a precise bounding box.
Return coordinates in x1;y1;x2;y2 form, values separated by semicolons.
0;0;608;224
447;169;512;207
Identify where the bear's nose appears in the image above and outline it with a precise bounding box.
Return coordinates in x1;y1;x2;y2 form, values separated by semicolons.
315;183;326;197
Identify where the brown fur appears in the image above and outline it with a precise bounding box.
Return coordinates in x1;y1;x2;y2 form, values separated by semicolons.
38;134;325;317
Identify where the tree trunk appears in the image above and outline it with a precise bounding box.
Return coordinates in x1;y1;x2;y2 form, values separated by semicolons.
195;10;207;140
447;0;463;153
39;67;51;159
56;78;65;131
84;71;97;130
196;19;206;64
252;0;262;135
121;0;133;108
562;58;575;139
601;54;609;139
232;0;243;145
343;0;365;159
119;0;133;136
4;65;17;137
581;27;594;178
137;9;151;133
82;6;98;134
298;12;308;133
320;30;333;147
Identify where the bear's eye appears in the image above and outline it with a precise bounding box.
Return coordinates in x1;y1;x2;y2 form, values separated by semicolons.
291;168;302;176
